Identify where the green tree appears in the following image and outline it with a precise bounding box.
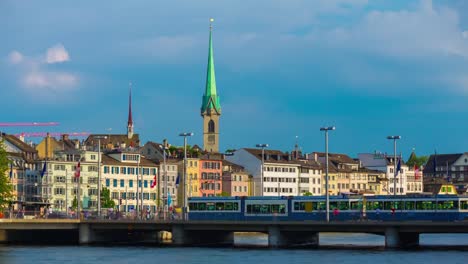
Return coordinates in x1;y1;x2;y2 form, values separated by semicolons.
71;197;78;210
100;187;115;208
0;140;13;212
302;191;312;196
406;153;429;168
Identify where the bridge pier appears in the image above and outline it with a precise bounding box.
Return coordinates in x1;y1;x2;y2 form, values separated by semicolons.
268;226;319;248
79;224;94;244
385;227;419;248
172;225;234;246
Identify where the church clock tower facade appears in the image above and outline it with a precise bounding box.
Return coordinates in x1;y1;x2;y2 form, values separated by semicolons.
201;19;221;153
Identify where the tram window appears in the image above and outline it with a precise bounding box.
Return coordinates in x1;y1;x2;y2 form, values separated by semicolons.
461;201;468;210
295;202;305;211
233;202;239;211
405;201;416;210
207;202;216;211
394;201;403;210
216;202;224;211
313;202;326;210
350;201;362;210
253;204;261;213
225;202;233;210
337;202;349;210
260;204;271;214
279;204;286;214
271;204;280;213
330;202;338;209
247;205;252;214
416;201;435;210
198;203;206;211
189;203;198;211
437;201;458;210
294;202;300;210
367;201;382;210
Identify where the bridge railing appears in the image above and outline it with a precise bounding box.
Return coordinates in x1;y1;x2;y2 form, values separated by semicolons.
0;210;185;222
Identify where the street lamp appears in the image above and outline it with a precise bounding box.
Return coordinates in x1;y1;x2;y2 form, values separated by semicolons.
159;144;168;220
179;132;194;220
387;136;401;197
94;135;107;217
320;126;335;223
256;144;269;196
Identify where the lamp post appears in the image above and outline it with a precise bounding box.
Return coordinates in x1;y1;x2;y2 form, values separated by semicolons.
255;144;269;196
320;126;335;223
94;135;107;218
179;132;194;220
387;136;401;197
159;144;168;220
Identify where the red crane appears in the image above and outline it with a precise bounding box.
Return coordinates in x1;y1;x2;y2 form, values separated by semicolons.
15;132;90;138
0;122;59;127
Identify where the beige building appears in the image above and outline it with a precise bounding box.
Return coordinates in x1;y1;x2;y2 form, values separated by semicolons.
40;149;99;212
222;160;250;196
102;151;159;213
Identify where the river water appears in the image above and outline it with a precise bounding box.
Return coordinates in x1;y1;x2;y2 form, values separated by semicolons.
1;233;467;264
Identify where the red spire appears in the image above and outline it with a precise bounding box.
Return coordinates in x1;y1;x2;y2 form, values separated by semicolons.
128;84;133;126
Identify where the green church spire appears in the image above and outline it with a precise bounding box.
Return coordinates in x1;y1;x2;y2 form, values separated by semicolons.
201;18;221;115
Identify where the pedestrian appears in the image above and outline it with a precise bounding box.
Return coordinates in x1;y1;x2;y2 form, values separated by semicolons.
333;208;339;220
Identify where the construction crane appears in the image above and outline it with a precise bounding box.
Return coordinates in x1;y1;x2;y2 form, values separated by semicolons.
0;122;59;127
14;132;90;138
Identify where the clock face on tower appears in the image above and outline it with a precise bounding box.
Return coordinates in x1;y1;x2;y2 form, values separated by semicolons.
208;135;215;143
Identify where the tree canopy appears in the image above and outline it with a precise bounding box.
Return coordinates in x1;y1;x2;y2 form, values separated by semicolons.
406;153;429;168
0;140;13;212
100;187;115;208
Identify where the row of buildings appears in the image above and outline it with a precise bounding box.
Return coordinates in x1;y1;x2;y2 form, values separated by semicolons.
3;21;467;215
4;128;467;215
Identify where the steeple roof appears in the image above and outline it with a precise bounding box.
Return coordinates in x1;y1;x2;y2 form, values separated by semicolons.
128;86;133;126
201;19;221;115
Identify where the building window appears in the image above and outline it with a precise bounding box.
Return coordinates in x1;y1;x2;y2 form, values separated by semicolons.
144;180;148;188
120;179;124;187
113;179;117;187
129;180;133;188
106;179;110;187
208;120;215;133
90;155;96;160
104;166;109;173
88;166;98;172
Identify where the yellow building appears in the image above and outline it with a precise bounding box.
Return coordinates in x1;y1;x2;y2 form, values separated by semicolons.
36;134;79;159
186;158;200;197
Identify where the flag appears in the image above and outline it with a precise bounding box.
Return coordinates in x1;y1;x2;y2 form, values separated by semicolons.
395;158;401;177
74;162;81;178
9;163;13;179
175;175;180;188
40;162;47;178
414;165;420;180
167;192;172;206
150;175;157;188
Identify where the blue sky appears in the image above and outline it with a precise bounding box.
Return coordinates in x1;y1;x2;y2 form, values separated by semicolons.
1;0;468;158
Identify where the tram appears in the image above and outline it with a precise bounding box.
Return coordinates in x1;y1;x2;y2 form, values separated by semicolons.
187;195;468;221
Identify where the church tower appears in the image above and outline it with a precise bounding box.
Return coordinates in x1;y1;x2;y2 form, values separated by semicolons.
201;19;221;153
127;85;134;139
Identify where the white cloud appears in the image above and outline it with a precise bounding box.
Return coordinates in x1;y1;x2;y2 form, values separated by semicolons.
8;44;78;94
8;51;24;64
45;43;70;64
324;0;468;59
23;71;77;90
